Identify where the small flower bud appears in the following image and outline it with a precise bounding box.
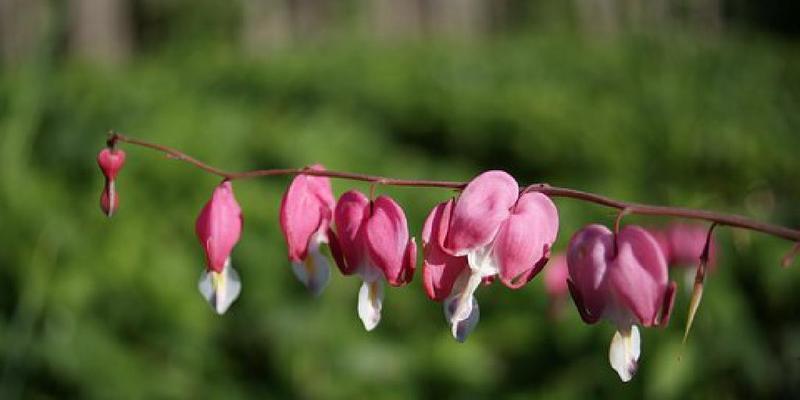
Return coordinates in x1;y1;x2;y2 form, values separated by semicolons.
97;148;126;180
97;148;126;217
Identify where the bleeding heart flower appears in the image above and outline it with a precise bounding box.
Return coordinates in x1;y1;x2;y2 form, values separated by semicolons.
279;165;336;296
422;171;559;342
97;148;126;217
566;224;676;382
329;190;416;331
662;223;717;268
544;253;569;299
650;223;718;289
542;253;570;319
196;180;243;315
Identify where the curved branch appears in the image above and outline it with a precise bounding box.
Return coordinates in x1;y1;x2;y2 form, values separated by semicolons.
107;131;800;243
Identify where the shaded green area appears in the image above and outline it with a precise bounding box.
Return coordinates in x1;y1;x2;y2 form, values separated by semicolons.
1;33;800;399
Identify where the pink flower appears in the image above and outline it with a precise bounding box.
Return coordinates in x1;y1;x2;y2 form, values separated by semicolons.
195;181;243;315
544;253;569;299
279;166;336;296
651;223;718;289
661;223;718;268
566;224;676;382
329;191;416;331
97;148;126;217
422;170;559;342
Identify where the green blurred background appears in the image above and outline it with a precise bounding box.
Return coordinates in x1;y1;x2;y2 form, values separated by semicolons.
1;0;799;398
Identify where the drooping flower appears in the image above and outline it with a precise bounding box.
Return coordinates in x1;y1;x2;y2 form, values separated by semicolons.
650;223;718;290
97;148;126;217
422;170;559;342
542;253;570;319
652;223;717;269
566;224;676;382
196;180;243;315
329;190;416;331
279;166;336;296
544;253;569;299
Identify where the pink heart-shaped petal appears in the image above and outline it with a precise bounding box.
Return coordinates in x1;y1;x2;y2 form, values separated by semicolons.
365;196;415;286
97;148;126;180
279;165;335;262
195;181;243;272
566;224;614;320
609;226;668;326
422;200;468;301
332;190;370;274
444;170;519;256
495;192;559;289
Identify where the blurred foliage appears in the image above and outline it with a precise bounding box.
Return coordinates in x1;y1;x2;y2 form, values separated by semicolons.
1;21;800;400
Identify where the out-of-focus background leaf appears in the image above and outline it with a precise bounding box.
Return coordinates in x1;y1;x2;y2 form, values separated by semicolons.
0;0;799;398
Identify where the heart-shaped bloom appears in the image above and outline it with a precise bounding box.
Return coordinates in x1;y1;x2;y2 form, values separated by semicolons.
422;170;559;342
542;253;570;319
566;224;676;382
279;165;336;296
660;223;717;268
329;190;416;331
196;181;243;315
97;148;126;217
544;253;569;299
650;223;718;289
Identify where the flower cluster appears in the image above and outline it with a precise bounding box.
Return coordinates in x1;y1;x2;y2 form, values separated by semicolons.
97;144;729;383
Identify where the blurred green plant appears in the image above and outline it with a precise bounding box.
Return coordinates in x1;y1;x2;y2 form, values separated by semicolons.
0;32;799;399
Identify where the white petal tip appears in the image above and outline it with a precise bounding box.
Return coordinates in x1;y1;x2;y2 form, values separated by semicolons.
198;264;241;315
358;280;384;332
609;325;641;383
291;252;331;297
362;318;380;332
445;295;480;343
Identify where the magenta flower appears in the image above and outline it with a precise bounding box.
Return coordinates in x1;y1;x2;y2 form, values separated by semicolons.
422;170;559;342
196;181;243;315
279;166;336;296
566;224;676;382
97;148;126;217
329;191;416;331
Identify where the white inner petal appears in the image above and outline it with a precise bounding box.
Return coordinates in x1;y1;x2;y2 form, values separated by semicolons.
466;244;499;277
291;247;331;297
198;258;242;315
357;279;384;331
444;294;480;343
450;271;483;324
609;325;641;383
444;269;485;342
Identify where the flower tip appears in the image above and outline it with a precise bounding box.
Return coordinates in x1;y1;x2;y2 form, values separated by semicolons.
445;294;480;343
198;263;241;315
358;280;383;331
100;181;119;217
290;250;331;297
609;326;641;383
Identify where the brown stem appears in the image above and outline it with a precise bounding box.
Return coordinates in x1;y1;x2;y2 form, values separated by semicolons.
107;131;800;243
